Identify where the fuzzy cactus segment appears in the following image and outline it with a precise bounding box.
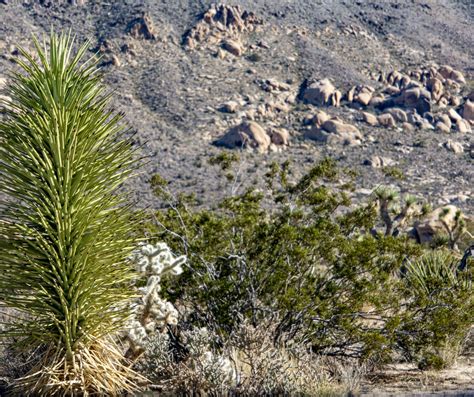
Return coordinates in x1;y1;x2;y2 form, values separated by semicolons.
126;242;186;357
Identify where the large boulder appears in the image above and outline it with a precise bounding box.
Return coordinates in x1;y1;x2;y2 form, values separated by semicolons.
306;110;331;126
450;70;466;84
269;128;290;146
222;39;245;56
438;65;453;80
462;100;474;123
443;140;464;153
303;79;341;106
216;121;271;153
321;119;360;134
456;119;471;133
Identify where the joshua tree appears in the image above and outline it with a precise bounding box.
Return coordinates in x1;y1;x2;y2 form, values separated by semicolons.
438;207;466;250
0;33;141;395
372;186;427;237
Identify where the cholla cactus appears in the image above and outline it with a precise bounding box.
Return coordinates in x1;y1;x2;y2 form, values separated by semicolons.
184;327;238;386
126;242;186;358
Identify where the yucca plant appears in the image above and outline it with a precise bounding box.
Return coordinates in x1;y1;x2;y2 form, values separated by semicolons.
0;32;143;395
399;250;473;368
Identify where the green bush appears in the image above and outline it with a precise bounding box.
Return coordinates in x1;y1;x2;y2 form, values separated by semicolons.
144;159;445;364
397;251;473;369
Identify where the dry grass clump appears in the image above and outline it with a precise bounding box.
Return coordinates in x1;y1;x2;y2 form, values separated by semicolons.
11;338;144;397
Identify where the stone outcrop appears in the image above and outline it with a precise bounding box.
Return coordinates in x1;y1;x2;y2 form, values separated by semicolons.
185;4;262;49
128;13;156;40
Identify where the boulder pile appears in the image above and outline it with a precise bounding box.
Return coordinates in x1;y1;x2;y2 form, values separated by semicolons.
304;111;362;146
184;4;263;53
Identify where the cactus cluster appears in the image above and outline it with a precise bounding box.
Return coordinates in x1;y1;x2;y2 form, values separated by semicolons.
126;242;186;358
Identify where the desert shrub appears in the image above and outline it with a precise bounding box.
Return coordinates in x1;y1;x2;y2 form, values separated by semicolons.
0;33;141;395
137;319;351;396
397;250;473;369
144;158;429;364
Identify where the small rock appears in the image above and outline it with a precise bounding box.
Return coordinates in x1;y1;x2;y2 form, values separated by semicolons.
361;111;378;126
363;156;395;168
220;101;239;113
443;140;464;153
111;54;121;67
448;108;462;122
436;122;450;133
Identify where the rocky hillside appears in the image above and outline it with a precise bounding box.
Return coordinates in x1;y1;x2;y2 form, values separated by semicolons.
0;0;472;213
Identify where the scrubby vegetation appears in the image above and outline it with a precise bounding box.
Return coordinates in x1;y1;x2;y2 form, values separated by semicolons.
0;33;472;396
133;156;473;394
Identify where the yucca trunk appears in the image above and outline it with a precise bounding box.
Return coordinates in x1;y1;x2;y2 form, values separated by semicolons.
0;33;142;395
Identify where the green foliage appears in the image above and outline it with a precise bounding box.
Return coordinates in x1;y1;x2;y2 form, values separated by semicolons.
145;159;435;363
0;32;140;394
382;166;405;181
398;251;473;368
